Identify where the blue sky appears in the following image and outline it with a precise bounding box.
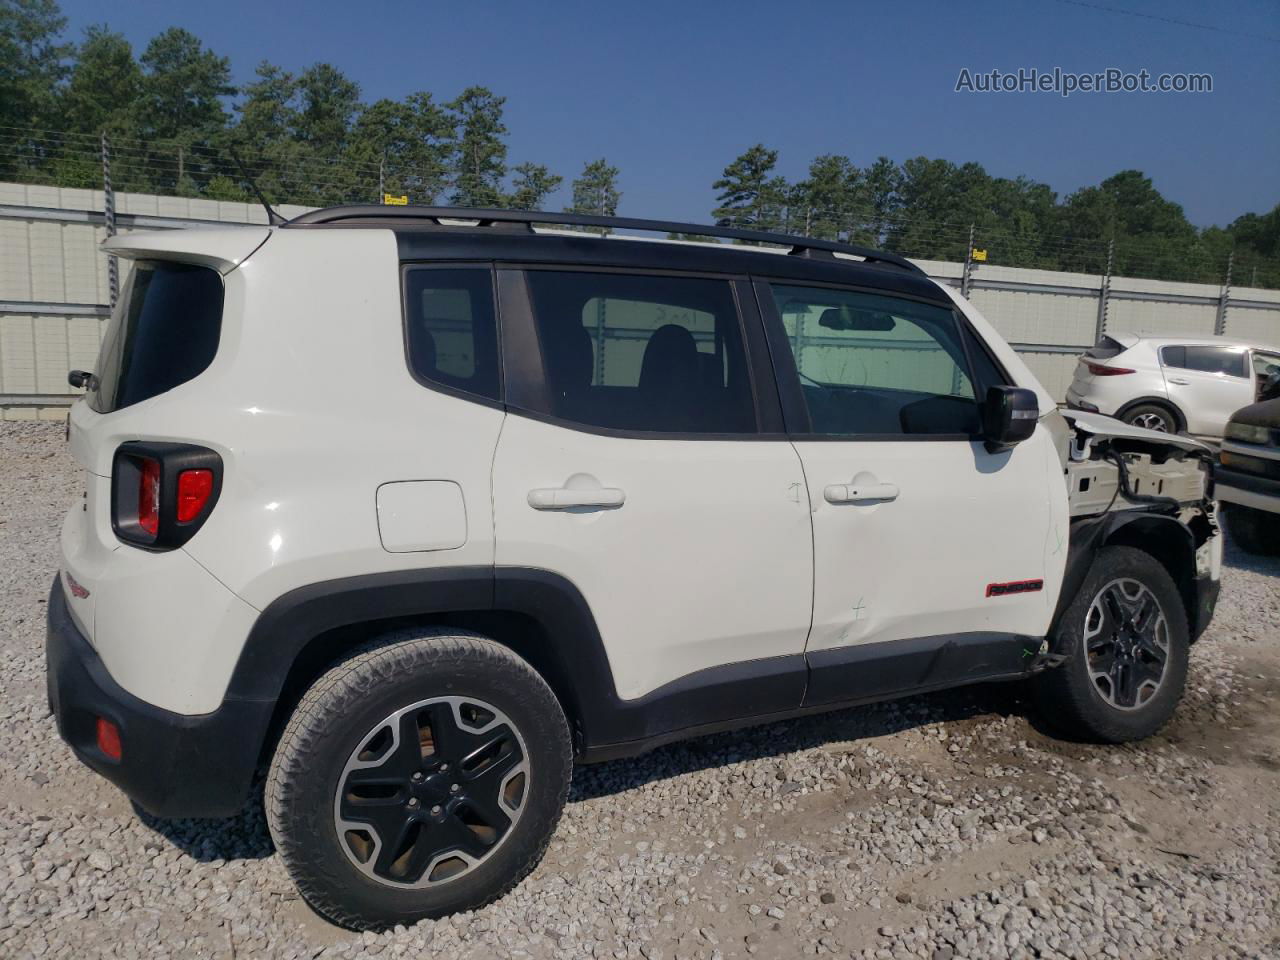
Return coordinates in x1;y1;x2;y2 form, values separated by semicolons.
58;0;1279;227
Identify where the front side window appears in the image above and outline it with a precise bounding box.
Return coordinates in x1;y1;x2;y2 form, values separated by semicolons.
1161;344;1248;378
768;283;984;436
403;267;500;401
521;270;755;434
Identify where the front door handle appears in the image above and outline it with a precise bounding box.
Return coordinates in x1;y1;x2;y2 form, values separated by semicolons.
528;473;625;510
824;481;899;504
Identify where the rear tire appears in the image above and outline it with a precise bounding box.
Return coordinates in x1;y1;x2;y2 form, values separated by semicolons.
1122;403;1178;434
1223;504;1280;556
266;630;572;930
1033;546;1188;743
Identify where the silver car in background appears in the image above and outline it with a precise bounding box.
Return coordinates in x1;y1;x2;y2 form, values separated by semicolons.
1066;334;1280;438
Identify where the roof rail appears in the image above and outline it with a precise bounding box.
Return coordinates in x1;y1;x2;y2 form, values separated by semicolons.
282;205;923;274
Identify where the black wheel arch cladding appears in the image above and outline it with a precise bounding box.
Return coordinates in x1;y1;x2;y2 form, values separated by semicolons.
1053;510;1206;649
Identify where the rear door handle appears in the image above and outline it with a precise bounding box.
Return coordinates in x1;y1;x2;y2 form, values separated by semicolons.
1167;378;1190;385
528;485;625;510
823;481;899;504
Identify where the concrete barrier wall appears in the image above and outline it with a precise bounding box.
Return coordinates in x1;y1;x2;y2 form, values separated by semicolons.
3;182;1279;418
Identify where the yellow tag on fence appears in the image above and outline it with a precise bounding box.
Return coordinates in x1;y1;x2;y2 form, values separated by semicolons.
383;194;409;206
971;248;988;262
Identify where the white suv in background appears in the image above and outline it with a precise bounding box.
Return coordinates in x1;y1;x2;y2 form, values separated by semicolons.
48;205;1222;930
1066;334;1280;438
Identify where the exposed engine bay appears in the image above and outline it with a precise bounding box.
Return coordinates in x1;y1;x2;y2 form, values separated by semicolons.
1056;409;1221;602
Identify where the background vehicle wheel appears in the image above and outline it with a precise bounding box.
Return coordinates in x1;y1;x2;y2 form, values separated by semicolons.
266;630;572;930
1122;403;1178;433
1032;545;1189;743
1223;504;1280;556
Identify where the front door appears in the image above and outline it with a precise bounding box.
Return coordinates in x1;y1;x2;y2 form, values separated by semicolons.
491;268;813;706
755;279;1068;706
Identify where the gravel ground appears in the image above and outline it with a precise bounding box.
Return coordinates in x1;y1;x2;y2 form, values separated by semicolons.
1;420;1277;960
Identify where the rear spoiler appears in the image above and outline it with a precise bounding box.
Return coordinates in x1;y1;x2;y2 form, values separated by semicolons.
102;228;270;276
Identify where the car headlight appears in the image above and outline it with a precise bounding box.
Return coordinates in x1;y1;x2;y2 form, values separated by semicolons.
1225;421;1272;445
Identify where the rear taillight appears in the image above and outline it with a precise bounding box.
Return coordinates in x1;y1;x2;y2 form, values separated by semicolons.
112;442;223;549
137;457;161;535
176;469;214;522
1084;360;1135;376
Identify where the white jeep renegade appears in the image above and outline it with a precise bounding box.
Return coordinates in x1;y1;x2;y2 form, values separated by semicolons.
47;206;1223;929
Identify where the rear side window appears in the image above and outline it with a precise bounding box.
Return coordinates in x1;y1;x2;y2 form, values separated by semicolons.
1086;336;1126;359
88;261;223;413
767;283;983;436
521;270;755;434
1161;345;1248;378
403;267;500;401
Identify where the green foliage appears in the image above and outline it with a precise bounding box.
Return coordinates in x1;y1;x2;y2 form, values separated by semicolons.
507;162;562;210
135;28;233;142
712;144;787;234
565;158;620;232
62;25;140;138
0;0;69;131
350;93;454;204
447;86;507;207
1;1;1275;288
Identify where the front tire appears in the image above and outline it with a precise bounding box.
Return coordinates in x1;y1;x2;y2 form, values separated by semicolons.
1223;503;1280;556
266;631;572;930
1033;546;1189;743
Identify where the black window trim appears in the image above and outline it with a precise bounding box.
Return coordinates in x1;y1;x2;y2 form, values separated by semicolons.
752;275;1012;442
399;260;505;410
497;264;787;441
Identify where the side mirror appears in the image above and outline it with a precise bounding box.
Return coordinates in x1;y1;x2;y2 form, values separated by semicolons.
982;385;1039;453
1261;371;1280;402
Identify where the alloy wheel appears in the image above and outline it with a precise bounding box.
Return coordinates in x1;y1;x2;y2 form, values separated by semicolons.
1083;578;1170;711
333;696;529;887
1130;412;1169;432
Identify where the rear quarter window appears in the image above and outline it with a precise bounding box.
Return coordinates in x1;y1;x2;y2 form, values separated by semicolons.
88;261;224;413
402;266;501;402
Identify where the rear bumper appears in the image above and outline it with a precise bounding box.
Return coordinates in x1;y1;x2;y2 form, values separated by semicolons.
1064;389;1099;413
45;575;273;818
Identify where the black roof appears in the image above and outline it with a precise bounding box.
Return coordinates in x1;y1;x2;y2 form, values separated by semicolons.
283;205;946;302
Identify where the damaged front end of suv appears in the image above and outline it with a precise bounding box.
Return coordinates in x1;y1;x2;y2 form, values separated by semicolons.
1051;408;1222;647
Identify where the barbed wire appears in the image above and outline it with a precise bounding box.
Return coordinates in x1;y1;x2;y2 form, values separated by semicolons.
1;126;1275;289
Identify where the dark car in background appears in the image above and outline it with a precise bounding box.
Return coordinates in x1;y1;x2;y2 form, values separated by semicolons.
1218;373;1280;556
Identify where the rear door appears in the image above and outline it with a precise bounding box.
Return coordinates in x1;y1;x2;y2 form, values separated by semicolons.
490;267;813;708
1160;344;1254;435
755;279;1068;707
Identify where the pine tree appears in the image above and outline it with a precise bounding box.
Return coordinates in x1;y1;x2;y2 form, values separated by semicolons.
350;92;454;204
507;162;562;210
0;0;70;131
566;157;620;231
793;154;863;241
62;26;140;138
712;144;787;234
447;86;507;207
